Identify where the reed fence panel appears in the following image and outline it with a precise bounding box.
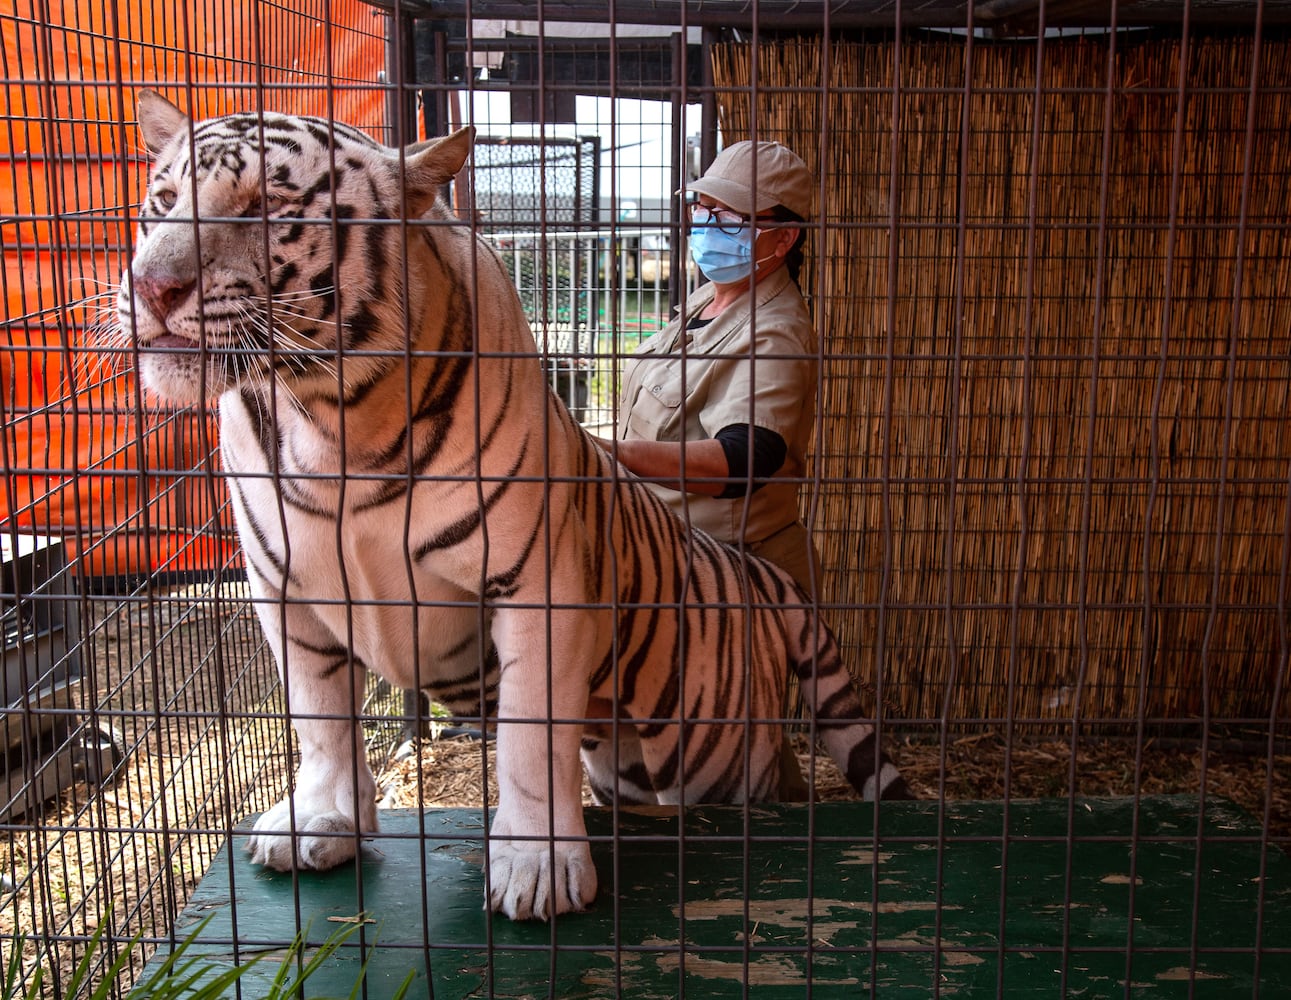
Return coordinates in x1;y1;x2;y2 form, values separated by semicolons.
713;35;1291;728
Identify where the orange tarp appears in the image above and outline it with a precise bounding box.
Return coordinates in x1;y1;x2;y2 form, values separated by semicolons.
2;0;387;577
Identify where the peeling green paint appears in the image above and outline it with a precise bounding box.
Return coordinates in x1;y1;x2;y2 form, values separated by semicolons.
140;798;1291;998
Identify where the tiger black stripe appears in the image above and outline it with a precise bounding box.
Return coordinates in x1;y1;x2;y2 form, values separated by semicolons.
412;448;528;560
483;494;548;600
225;479;298;588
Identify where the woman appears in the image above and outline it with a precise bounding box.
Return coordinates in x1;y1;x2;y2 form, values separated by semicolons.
604;139;820;799
607;139;819;591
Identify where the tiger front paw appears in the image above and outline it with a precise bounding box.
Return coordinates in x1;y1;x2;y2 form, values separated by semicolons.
486;839;597;920
245;797;374;872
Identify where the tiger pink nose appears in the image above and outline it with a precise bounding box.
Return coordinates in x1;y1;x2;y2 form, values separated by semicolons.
135;269;196;321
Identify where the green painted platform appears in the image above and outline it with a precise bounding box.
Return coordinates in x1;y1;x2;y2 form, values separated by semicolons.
141;797;1290;998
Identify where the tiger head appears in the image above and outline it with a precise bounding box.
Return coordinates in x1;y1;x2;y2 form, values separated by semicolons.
119;90;473;406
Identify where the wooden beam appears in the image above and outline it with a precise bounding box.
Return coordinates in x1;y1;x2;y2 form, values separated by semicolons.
363;0;1291;31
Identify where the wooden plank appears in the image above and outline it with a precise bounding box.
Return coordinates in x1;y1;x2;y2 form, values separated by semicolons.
364;0;1291;29
140;797;1291;998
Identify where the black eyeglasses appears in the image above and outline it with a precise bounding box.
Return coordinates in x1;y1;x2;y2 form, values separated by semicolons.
688;203;759;235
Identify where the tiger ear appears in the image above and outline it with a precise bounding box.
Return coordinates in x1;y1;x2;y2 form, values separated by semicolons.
136;90;190;156
402;126;474;216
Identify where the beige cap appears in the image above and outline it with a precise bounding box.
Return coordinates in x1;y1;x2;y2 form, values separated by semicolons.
687;140;813;220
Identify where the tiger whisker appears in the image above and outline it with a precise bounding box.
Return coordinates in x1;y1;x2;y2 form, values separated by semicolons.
64;288;122;313
233;302;353;397
68;292;143;390
255;300;348;327
215;310;303;411
65;276;124;295
250;296;356;355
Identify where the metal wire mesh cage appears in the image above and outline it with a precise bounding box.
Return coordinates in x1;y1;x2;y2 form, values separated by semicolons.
2;1;1289;997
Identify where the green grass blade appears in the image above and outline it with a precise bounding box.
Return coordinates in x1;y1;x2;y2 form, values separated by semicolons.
389;968;417;1000
270;920;366;999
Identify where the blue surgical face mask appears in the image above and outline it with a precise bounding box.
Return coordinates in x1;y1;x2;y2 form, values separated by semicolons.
688;225;756;284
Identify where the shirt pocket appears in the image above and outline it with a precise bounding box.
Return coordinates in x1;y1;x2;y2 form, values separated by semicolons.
625;377;685;442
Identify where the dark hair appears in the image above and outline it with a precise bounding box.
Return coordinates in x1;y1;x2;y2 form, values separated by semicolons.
768;205;808;284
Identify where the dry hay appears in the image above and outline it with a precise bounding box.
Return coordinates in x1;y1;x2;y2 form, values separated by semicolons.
1;738;249;993
0;590;285;996
376;732;1291;841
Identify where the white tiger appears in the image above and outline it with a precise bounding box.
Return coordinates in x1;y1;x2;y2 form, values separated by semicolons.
118;90;910;921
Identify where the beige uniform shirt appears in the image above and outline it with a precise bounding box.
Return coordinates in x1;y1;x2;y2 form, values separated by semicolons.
617;266;818;544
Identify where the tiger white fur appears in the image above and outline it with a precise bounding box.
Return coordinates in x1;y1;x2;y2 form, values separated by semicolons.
118;90;910;921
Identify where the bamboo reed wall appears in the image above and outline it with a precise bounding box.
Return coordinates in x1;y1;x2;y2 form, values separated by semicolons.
712;34;1291;729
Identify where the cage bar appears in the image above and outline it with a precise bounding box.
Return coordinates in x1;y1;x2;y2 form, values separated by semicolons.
0;1;1287;997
